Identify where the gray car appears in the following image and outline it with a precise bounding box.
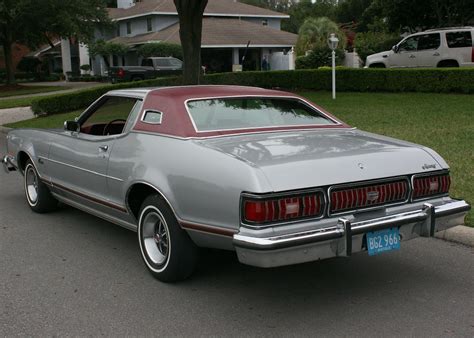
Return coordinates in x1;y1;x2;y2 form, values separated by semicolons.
2;86;470;282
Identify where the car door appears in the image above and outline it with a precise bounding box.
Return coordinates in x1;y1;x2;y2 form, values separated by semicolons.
47;95;142;211
389;35;419;67
415;33;441;67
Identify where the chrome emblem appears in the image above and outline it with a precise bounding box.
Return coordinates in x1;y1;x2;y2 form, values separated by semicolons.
358;163;365;169
367;191;379;202
422;163;437;170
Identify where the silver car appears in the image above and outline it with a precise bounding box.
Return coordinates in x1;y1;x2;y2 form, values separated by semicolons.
2;86;470;282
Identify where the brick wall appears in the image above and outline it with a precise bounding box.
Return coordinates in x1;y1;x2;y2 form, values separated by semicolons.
0;44;31;70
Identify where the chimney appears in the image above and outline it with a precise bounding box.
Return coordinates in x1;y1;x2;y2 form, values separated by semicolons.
117;0;136;9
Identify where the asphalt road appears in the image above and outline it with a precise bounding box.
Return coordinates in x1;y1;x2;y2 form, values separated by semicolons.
1;135;473;336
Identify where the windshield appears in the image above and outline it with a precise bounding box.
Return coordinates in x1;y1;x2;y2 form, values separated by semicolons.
187;97;337;132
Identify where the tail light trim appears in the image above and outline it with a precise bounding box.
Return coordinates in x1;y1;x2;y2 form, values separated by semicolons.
240;188;326;229
411;171;450;202
328;176;411;217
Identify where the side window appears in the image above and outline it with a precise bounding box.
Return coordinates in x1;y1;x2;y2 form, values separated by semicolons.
446;31;473;48
154;59;168;67
169;59;182;68
141;59;153;67
81;96;139;136
417;33;440;50
398;36;419;52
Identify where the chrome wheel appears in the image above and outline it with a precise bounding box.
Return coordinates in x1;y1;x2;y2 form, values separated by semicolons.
25;164;39;205
141;208;170;266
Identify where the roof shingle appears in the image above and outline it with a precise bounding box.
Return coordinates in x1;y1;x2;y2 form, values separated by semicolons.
109;17;297;47
108;0;289;20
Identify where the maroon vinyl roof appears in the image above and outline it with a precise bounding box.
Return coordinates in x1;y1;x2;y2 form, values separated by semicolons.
133;86;350;138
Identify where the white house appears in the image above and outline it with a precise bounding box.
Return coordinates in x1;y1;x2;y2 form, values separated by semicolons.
55;0;297;76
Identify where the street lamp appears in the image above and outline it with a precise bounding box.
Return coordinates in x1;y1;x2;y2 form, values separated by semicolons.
327;33;339;99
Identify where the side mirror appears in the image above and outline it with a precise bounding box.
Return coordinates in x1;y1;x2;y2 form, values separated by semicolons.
64;120;80;132
392;45;399;53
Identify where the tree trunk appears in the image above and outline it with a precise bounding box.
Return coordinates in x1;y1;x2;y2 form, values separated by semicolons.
174;0;208;85
2;39;16;85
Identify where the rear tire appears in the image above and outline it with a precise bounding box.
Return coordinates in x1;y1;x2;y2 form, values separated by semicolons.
24;160;58;213
369;63;386;68
138;194;198;282
437;60;459;68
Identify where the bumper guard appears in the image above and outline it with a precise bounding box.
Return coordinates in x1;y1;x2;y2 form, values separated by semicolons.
2;155;16;173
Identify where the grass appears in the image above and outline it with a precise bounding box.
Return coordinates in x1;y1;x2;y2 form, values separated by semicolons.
0;96;37;109
0;84;70;98
5;91;473;226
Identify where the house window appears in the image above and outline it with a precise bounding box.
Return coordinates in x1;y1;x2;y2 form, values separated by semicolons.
116;24;121;36
262;19;268;26
147;17;153;32
126;21;131;35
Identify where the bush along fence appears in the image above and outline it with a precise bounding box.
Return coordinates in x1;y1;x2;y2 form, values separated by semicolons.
31;68;474;115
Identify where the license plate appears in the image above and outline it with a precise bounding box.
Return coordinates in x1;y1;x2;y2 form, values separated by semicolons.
366;228;400;256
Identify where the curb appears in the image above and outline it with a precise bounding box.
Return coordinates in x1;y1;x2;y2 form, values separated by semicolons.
435;225;474;248
0;126;12;135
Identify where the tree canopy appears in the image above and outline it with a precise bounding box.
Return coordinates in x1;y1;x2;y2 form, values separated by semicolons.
0;0;110;84
296;17;346;55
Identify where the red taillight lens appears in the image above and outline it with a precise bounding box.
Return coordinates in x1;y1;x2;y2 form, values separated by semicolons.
412;172;450;200
242;192;324;225
117;68;125;78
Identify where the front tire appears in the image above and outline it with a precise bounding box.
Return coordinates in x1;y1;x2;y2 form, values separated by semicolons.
138;195;198;282
24;160;57;213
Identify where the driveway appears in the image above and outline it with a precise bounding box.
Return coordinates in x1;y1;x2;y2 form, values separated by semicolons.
1;135;473;336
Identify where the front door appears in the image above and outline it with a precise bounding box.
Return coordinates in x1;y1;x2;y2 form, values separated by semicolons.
389;35;419;67
47;95;142;208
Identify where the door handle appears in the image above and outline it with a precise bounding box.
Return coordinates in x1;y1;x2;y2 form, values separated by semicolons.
99;145;109;152
409;55;416;58
433;52;440;56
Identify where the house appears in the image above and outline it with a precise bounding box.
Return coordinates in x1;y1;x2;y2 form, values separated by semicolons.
45;0;298;77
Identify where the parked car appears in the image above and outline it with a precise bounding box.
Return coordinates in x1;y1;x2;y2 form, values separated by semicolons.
365;27;474;68
2;86;470;282
108;57;182;83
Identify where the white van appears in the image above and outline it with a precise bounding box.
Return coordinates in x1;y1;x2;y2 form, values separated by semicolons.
365;27;474;68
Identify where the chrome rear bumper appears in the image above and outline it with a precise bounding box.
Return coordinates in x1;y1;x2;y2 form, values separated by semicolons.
2;155;16;173
233;200;470;267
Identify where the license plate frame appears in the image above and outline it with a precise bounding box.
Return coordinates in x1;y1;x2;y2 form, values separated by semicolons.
366;227;400;256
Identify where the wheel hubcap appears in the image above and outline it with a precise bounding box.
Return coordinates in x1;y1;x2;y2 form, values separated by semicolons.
142;211;169;265
25;166;38;204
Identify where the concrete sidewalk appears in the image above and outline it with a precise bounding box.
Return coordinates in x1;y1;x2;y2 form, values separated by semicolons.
0;107;34;125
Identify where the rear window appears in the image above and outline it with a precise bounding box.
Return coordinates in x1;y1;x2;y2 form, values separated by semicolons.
446;31;473;48
186;97;337;132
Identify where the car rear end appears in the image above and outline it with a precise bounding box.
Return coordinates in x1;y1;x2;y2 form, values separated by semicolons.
108;67;127;83
234;171;470;268
444;28;474;67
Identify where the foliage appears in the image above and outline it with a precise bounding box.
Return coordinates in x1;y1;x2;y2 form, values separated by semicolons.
80;64;91;72
283;0;337;34
0;0;111;84
296;17;346;56
362;0;474;33
16;57;42;73
295;47;345;69
354;31;401;65
137;43;183;59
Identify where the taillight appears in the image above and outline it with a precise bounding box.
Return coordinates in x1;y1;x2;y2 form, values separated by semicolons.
117;68;125;78
242;191;325;226
471;46;474;62
412;172;450;200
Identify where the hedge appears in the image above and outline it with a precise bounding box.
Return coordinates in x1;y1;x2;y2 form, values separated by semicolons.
31;68;474;115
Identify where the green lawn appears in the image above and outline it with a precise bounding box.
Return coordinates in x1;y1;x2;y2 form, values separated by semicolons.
5;91;473;226
0;96;37;109
0;85;70;98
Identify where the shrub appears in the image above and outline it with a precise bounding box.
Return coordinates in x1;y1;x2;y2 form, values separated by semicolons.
354;32;401;65
296;17;346;56
296;47;345;69
137;42;183;59
32;68;474;115
16;57;42;73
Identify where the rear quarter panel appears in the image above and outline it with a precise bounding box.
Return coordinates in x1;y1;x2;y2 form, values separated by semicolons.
107;132;273;232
